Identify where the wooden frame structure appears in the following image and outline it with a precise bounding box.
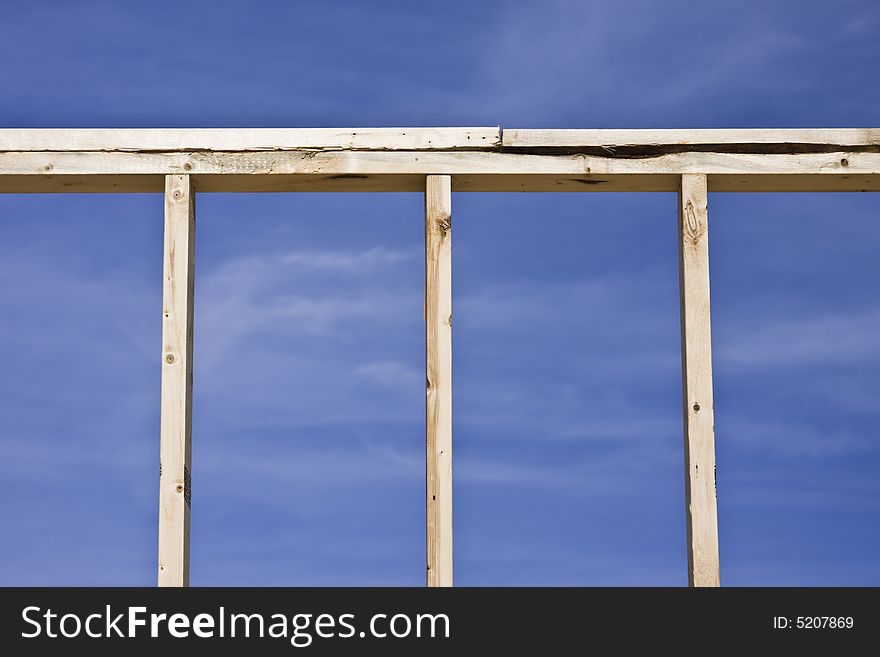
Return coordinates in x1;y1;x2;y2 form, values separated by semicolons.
2;127;878;588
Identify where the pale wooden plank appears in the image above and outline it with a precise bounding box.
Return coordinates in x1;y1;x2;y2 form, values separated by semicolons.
678;174;720;587
425;174;453;587
1;147;879;193
3;127;877;153
0;127;501;152
1;149;878;181
158;174;196;587
503;128;880;150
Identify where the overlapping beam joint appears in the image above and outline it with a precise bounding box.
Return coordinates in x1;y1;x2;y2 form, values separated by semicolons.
3;127;877;587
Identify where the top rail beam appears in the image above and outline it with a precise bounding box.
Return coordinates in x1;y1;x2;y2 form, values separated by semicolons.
502;128;880;154
0;128;879;193
0;128;502;152
2;128;879;154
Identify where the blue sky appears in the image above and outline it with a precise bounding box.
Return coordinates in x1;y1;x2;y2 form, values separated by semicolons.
0;0;878;586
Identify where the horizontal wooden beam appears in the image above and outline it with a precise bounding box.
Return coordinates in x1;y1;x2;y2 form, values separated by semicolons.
0;149;878;193
4;149;879;176
3;128;877;154
503;128;880;154
0;128;501;152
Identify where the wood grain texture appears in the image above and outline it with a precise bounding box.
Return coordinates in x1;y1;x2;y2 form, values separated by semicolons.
1;149;878;193
425;175;453;587
3;149;878;176
503;128;880;151
158;174;196;587
0;127;501;152
678;174;720;587
2;127;876;153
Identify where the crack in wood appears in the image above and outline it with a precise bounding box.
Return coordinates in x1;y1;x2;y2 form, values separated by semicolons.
500;143;880;157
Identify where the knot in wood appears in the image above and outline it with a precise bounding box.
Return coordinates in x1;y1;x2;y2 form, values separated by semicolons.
684;201;703;243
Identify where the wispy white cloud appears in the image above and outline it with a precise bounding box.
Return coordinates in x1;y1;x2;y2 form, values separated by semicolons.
194;244;421;375
716;308;880;370
353;360;422;389
210;245;416;282
717;417;877;458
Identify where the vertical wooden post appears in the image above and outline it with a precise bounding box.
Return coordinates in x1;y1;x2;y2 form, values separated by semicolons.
678;174;720;587
425;174;453;587
158;174;196;587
